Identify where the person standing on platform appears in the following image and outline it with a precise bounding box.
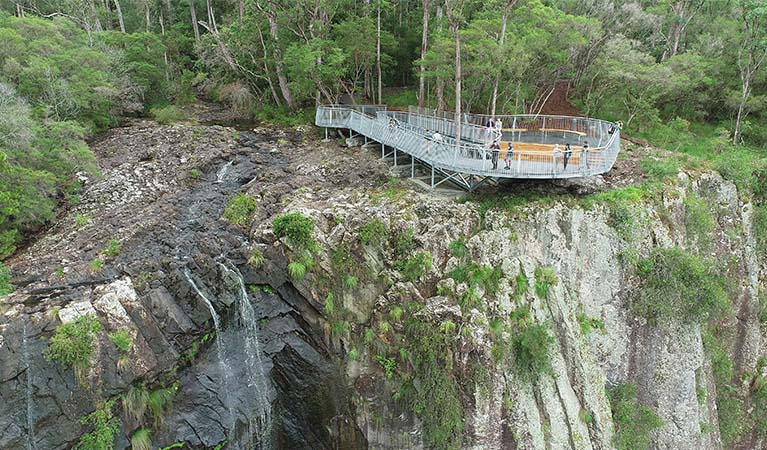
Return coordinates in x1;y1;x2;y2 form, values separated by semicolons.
563;143;572;170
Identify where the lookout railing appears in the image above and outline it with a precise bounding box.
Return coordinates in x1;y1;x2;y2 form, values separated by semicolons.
316;104;620;179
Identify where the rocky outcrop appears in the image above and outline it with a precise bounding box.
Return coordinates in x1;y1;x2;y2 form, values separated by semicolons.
0;111;764;450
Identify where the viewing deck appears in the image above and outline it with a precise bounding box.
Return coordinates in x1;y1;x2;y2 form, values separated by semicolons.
316;104;621;190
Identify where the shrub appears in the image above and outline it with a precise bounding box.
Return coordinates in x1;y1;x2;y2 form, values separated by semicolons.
46;314;102;374
634;247;730;324
130;428;152;450
358;218;388;246
75;214;90;226
703;330;744;445
401;251;432;282
102;239;121;257
449;262;503;295
608;384;663;450
108;329;132;353
511;322;554;382
343;275;358;289
150;105;186;124
641;156;679;181
534;267;558;299
75;400;120;450
0;262;13;296
272;212;316;250
223;193;257;226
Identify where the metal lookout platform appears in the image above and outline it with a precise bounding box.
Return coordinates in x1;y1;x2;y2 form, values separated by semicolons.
315;104;621;191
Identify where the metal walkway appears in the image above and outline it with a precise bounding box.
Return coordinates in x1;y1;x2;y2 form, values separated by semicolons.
315;104;621;191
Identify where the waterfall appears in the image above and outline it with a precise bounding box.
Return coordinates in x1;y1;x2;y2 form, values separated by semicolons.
22;322;36;450
216;160;234;183
218;262;272;450
183;269;237;432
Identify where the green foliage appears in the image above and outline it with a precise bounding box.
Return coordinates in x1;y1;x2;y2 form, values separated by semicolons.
400;251;432;282
102;239;121;257
511;322;554;382
754;205;767;252
684;194;714;247
75;400;120;450
0;262;13;296
576;313;605;335
287;261;307;280
89;258;104;272
534;267;558;299
608;384;663;450
158;443;185;450
404;319;464;449
108;329;132;353
247;247;264;268
130;428;152;450
75;214;90;226
46;314;102;372
448;238;469;258
703;329;744;445
375;354;397;379
358;218;388;246
393;227;416;260
223;193;257;226
150;105;186;124
641;156;679;181
449;261;503;296
343;274;358;289
324;293;335;315
634;248;730;324
513;271;529;301
147;386;175;427
272;212;316;250
123;385;149;424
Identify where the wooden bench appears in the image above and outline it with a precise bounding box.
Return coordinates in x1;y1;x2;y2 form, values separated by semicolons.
501;128;528;132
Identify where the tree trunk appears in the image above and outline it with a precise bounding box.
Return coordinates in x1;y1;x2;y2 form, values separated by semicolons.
239;0;244;22
435;4;444;114
490;0;515;117
377;4;382;104
113;0;126;32
145;3;151;32
189;0;200;45
418;0;429;107
262;4;296;110
445;0;463;149
733;75;749;145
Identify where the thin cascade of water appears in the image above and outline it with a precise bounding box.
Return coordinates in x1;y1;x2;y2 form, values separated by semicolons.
218;262;272;450
183;268;237;432
216;160;234;183
22;322;36;450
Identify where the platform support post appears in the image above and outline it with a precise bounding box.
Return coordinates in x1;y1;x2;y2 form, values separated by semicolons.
431;166;435;188
394;147;397;166
381;144;385;158
411;156;415;178
325;128;328;140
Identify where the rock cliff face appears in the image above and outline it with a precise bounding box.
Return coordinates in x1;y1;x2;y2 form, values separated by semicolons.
0;112;764;450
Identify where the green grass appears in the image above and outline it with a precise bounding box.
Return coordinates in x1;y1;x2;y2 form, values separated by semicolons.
89;258;103;272
683;194;714;249
108;329;132;353
147;386;175;427
287;261;307;280
381;88;418;107
534;266;558;299
0;262;13;296
150;105;187;125
703;328;744;445
46;314;102;373
223;193;257;226
74;213;90;226
358;218;389;246
123;385;150;424
130;428;152;450
608;384;663;450
102;239;121;257
634;247;730;324
247;246;265;268
448;238;469;258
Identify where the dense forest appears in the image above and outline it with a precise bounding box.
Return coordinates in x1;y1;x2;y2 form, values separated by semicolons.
0;0;766;266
